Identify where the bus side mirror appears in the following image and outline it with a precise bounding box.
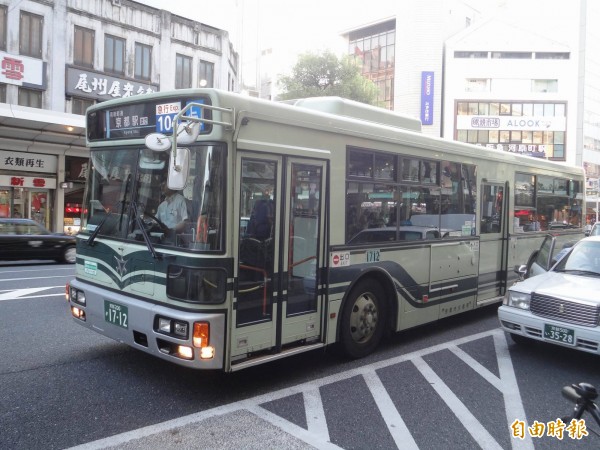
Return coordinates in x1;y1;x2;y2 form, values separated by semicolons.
168;147;190;190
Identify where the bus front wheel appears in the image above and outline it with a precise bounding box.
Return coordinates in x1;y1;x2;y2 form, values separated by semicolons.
340;279;386;358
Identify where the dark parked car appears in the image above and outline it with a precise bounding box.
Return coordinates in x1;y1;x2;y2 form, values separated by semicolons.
0;218;76;264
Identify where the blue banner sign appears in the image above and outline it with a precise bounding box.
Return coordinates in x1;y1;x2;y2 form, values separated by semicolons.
420;71;434;125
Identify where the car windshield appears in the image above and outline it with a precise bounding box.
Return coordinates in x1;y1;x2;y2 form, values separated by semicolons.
554;241;600;275
81;144;225;251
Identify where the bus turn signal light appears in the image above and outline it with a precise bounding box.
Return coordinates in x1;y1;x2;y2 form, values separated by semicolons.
193;322;210;348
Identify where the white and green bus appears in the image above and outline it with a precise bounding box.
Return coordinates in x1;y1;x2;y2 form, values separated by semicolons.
67;89;585;371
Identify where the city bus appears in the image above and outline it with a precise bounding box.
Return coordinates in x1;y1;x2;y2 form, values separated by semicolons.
67;89;585;371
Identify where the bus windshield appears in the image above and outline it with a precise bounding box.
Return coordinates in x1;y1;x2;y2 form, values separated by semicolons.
82;144;225;251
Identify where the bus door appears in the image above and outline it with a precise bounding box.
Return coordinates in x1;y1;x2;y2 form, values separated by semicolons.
477;181;509;303
233;154;327;363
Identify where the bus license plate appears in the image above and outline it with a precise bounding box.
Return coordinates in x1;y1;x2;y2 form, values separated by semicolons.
104;300;129;329
544;324;574;345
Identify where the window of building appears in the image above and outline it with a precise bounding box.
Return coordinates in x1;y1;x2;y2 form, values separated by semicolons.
104;35;125;75
175;54;192;89
454;100;568;161
18;88;42;108
465;79;489;92
532;79;558;93
491;52;532;59
199;60;214;87
74;26;94;68
72;97;95;115
535;52;569;59
134;43;152;80
454;51;487;58
0;83;6;102
20;11;43;58
0;5;7;51
348;19;395;109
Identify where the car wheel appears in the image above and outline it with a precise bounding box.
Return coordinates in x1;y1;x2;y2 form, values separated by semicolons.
62;246;76;264
509;333;531;346
340;279;386;358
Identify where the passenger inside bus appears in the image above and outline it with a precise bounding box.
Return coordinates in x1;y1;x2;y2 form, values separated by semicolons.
246;199;273;240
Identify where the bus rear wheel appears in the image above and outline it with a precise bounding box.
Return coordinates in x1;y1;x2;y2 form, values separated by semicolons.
340;279;386;358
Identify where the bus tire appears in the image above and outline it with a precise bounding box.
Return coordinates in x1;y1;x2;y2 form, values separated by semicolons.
340;279;386;359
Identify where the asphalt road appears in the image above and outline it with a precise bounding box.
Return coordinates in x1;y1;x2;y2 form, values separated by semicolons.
1;262;599;449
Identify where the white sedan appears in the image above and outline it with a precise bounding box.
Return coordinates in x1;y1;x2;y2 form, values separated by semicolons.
499;236;600;354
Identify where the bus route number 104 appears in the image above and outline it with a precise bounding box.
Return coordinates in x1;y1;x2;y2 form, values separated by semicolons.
155;100;204;134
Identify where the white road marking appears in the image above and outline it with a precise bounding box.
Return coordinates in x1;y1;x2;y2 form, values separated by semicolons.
0;286;65;301
0;267;74;273
66;329;526;450
304;387;330;441
494;332;535;450
250;405;343;450
413;356;503;450
450;344;503;391
0;275;72;282
363;369;419;449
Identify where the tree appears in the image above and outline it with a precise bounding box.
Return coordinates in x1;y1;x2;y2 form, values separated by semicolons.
277;50;380;105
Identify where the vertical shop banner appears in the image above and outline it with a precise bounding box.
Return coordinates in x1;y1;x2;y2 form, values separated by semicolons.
420;71;434;125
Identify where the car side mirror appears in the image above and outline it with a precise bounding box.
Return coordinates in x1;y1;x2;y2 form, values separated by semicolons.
514;264;527;282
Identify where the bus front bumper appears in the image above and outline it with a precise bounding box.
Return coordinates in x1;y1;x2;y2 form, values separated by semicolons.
68;279;226;370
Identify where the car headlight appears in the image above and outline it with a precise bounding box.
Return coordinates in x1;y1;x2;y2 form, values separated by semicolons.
504;290;531;310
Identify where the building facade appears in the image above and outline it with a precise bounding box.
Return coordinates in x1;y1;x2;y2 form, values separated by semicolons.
444;17;577;166
0;0;238;233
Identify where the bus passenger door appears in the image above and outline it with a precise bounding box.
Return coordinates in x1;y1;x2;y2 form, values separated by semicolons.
234;155;281;360
232;154;327;364
280;159;327;347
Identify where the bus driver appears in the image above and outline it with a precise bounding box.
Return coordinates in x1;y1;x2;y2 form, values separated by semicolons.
156;183;188;233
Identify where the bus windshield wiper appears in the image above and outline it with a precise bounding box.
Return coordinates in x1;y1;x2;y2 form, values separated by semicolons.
87;213;109;246
131;202;161;260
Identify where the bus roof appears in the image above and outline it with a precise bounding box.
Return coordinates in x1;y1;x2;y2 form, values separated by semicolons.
281;97;422;132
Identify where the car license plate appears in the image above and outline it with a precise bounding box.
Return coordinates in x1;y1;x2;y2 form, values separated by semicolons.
544;324;574;345
104;300;128;329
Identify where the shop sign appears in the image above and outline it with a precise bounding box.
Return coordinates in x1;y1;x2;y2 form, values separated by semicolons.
65;156;89;182
0;175;57;189
0;50;46;88
66;66;158;101
457;115;566;131
0;150;57;173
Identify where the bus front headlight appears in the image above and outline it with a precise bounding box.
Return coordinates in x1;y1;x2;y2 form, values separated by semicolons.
505;291;531;310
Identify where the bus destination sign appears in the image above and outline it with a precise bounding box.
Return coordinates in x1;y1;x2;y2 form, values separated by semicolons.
91;97;209;141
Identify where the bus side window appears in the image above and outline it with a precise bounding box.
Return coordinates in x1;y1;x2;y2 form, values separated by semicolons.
481;184;503;234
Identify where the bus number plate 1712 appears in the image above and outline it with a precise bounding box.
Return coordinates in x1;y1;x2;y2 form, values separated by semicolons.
104;300;128;329
366;249;380;262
